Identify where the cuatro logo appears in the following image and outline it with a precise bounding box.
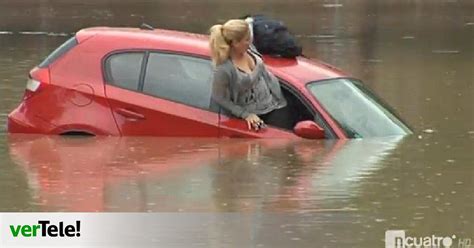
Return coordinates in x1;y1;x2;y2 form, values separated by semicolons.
385;230;463;248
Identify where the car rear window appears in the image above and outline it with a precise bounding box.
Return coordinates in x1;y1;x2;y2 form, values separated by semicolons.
38;36;78;68
105;52;145;91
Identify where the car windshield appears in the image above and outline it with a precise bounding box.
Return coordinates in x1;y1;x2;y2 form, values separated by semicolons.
307;78;411;138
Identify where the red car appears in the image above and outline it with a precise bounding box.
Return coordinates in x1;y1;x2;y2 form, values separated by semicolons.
7;26;411;139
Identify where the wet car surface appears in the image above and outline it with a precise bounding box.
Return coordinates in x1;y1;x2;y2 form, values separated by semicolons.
7;27;411;139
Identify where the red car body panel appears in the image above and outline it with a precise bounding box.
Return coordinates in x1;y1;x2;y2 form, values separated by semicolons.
218;115;297;139
8;27;350;139
106;86;220;137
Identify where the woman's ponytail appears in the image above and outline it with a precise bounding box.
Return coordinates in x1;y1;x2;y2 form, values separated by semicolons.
209;24;230;66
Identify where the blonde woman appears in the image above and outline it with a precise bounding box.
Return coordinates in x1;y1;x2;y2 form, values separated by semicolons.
209;19;287;131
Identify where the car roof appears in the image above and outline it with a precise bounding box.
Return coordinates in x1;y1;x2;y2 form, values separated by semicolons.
77;27;349;85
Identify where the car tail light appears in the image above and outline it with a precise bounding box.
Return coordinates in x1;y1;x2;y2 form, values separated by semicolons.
23;78;43;100
22;67;50;101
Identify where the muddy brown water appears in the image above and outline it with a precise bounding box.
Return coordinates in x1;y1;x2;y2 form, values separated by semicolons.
0;1;472;247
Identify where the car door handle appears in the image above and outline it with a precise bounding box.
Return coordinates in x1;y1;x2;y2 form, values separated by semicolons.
115;108;145;120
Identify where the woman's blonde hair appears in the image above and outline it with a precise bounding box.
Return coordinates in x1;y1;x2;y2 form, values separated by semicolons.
209;19;250;66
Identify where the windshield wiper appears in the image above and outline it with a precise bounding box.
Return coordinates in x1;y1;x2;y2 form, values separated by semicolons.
339;123;362;138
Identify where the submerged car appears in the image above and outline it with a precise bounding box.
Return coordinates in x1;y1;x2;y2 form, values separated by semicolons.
7;26;411;139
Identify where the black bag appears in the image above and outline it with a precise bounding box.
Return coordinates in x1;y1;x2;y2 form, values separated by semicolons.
250;15;302;58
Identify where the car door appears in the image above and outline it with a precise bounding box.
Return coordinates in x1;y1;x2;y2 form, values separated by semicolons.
104;51;219;137
217;82;337;139
217;115;297;138
215;83;299;139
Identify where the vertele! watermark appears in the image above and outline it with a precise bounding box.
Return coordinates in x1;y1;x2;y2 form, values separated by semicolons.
385;230;472;248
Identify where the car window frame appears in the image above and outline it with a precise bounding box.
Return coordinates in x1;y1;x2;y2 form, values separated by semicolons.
141;51;215;111
103;49;218;113
217;77;337;139
103;50;146;92
102;50;339;138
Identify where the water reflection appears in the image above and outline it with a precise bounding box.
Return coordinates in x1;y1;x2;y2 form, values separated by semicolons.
7;135;403;212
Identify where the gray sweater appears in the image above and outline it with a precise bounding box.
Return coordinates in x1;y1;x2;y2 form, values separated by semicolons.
211;51;287;119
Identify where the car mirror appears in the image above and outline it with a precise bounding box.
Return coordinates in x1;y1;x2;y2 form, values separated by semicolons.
293;120;325;139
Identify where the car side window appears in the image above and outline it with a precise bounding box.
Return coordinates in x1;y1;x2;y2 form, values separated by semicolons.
105;52;144;91
222;82;336;138
143;53;213;110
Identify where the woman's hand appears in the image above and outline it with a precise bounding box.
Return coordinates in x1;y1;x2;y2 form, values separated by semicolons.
245;114;265;131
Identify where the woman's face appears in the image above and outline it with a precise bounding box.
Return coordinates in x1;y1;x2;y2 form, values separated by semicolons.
231;31;251;54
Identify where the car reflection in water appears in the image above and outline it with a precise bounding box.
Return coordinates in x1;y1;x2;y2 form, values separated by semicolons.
8;135;403;212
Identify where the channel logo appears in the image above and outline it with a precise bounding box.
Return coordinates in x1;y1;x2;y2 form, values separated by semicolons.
385;230;456;248
9;220;81;238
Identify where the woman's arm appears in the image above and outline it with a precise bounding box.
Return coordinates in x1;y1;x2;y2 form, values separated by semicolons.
212;67;250;119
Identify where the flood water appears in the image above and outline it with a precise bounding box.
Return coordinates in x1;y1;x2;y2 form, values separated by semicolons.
0;0;472;247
